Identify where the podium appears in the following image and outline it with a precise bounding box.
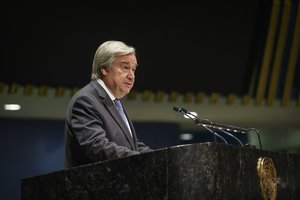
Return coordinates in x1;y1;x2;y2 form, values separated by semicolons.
21;142;300;199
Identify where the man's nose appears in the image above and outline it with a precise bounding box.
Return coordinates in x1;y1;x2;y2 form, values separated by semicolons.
127;69;135;79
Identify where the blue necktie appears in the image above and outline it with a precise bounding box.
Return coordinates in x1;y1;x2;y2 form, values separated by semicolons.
114;99;132;136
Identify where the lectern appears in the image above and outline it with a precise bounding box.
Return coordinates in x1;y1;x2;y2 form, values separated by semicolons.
21;142;300;199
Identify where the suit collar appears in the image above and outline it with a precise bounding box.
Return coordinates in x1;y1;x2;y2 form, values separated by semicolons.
90;80;136;149
90;79;107;99
96;79;116;101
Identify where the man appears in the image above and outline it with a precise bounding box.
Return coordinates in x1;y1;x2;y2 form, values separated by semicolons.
64;40;152;168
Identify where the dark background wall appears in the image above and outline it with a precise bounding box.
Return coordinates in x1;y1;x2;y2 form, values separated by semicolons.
0;1;268;94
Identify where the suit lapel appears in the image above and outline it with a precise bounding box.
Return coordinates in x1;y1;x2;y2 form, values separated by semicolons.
90;80;136;149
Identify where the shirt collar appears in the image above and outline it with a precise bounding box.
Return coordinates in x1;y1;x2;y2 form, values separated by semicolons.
97;79;117;101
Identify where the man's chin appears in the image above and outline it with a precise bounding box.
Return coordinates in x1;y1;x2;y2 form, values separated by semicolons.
119;89;131;98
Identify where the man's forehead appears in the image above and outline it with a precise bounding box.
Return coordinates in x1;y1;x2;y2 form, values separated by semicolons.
118;59;138;67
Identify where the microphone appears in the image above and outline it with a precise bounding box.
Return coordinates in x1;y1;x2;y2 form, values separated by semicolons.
173;106;202;124
213;126;244;146
179;107;262;149
173;106;227;144
179;107;243;146
181;108;245;132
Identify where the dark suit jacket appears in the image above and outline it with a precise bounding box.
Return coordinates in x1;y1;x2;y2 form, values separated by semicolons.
64;80;152;168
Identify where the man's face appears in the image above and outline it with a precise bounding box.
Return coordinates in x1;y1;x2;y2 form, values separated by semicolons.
101;53;137;98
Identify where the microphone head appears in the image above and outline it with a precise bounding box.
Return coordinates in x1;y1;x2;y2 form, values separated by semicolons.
180;108;188;114
173;106;180;112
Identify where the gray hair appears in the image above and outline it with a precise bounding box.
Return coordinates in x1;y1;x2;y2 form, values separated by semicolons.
91;40;136;80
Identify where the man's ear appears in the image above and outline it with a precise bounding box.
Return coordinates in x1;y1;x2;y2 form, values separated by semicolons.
100;68;108;76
